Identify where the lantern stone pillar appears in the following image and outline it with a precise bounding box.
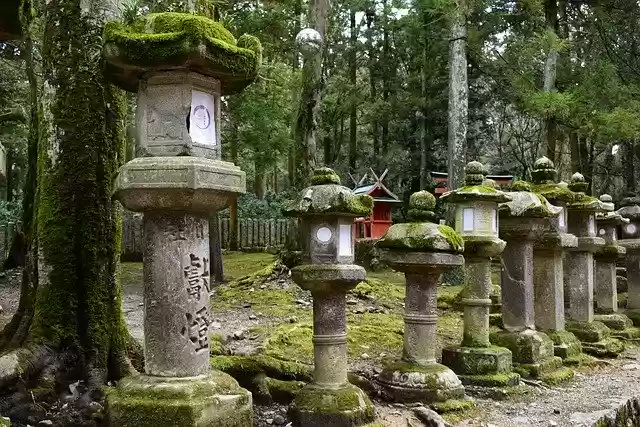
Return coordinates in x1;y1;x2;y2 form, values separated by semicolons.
490;180;570;380
375;191;467;401
285;168;376;427
593;195;637;337
528;157;582;359
564;174;624;357
103;13;261;427
616;193;640;326
439;162;519;387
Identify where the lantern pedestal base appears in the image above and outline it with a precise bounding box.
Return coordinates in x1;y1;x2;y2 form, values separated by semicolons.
106;370;252;427
376;361;465;403
289;382;375;427
544;329;583;359
566;321;624;357
489;330;570;381
441;346;520;387
594;314;640;338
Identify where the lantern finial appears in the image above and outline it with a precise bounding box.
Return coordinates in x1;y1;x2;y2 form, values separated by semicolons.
408;191;437;222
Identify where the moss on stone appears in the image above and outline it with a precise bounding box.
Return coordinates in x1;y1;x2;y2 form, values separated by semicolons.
291;383;375;426
539;366;574;385
431;399;475;413
441;185;511;203
530;183;576;203
211;354;313;382
103;12;262;94
376;222;464;253
310;167;341;185
283;183;373;218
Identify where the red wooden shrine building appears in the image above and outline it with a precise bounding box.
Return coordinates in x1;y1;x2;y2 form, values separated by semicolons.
353;169;401;239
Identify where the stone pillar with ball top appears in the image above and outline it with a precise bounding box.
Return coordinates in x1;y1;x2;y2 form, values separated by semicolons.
528;157;583;360
593;195;638;338
375;191;469;402
284;168;376;427
616;193;640;326
489;179;571;380
564;174;624;357
102;12;261;427
437;162;520;387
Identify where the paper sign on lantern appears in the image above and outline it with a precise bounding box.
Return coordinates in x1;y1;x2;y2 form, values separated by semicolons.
190;90;216;146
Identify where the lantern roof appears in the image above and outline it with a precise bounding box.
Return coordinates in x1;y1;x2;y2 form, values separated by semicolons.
597;194;629;225
616;193;640;221
283;168;373;218
566;173;610;212
440;161;511;204
529;157;576;203
102;12;262;94
377;191;464;253
499;190;562;218
352;168;401;203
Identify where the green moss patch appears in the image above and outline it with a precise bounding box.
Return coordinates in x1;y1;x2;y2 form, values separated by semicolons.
539;366;574;385
103;12;262;94
377;222;464;252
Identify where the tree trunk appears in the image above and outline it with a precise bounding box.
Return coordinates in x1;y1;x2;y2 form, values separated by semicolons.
569;130;580;175
419;17;429;190
0;0;132;390
366;11;378;160
381;0;390;156
209;213;224;283
229;133;239;251
447;1;468;193
348;7;357;172
5;149;13;203
624;141;635;194
542;0;559;162
293;0;328;186
254;161;267;199
0;1;40;347
288;0;302;188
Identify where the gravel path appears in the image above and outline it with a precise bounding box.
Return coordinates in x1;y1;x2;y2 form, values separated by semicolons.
3;266;640;426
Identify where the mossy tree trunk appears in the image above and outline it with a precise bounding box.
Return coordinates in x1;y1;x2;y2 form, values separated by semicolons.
1;0;134;394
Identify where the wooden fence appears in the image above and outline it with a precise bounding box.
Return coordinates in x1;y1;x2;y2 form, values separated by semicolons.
121;212;296;260
0;215;296;263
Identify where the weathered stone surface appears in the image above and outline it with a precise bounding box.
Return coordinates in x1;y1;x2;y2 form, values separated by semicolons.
545;330;582;359
291;264;365;294
490;329;555;365
566;251;597;323
593;313;634;331
377;361;465;403
114;156;246;213
143;213;212;376
441;346;513;376
499;191;561;218
379;251;464;275
566;320;612;343
533;246;567;332
500;238;535;332
290;383;374;427
624;251;640;310
377;222;464;253
106;370;252;427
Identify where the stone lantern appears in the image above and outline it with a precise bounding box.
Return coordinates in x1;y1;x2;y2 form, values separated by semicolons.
616;193;640;325
439;162;519;386
490;180;569;380
564;173;623;356
528;157;582;360
284;168;375;427
376;191;467;401
103;13;261;426
593;195;636;337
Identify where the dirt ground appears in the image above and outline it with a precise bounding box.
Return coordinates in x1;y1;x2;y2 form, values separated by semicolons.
2;254;640;426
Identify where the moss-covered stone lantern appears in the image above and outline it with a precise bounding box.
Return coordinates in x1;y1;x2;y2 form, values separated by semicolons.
284;168;375;427
375;191;468;402
564;173;623;356
528;157;582;360
593;195;637;337
616;193;640;325
103;12;260;427
439;162;520;387
490;179;573;380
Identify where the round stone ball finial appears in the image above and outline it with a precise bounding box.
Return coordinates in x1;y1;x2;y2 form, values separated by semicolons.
511;180;532;192
531;156;558;184
408;191;437;222
569;172;588;193
295;28;323;57
310;167;341;185
464;161;488;186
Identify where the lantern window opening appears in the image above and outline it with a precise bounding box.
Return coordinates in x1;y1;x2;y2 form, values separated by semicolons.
189;89;217;147
462;207;474;232
338;223;353;257
491;208;497;233
558;209;565;229
316;226;333;243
